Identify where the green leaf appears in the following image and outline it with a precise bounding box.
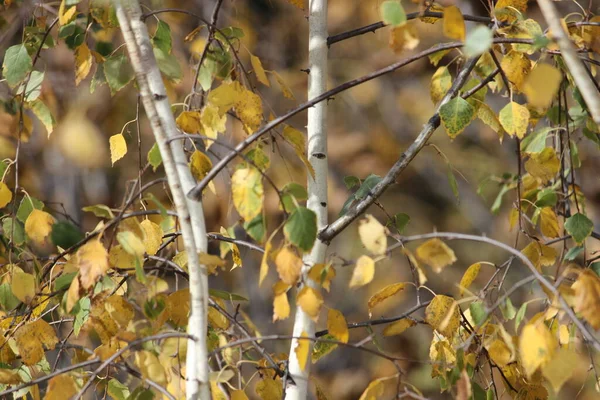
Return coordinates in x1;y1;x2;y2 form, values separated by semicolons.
208;289;248;302
393;213;410;233
344;176;360;189
108;379;131;400
570;140;581;169
82;204;114;219
243;213;265;243
17;70;44;101
104;54;134;95
355;174;382;199
0;283;21;311
16;197;44;223
153;48;182;82
446;162;459;202
51;221;84;248
144;297;166;320
284;206;317;252
55;272;77;292
152;20;172;54
515;302;528;331
2;218;25;246
2;44;33;88
564;246;584;261
380;0;406;27
464;25;493;57
58;22;85;49
28;99;56;135
521;127;553;153
470;301;487;325
491;183;511;214
439;97;475;138
535;188;557;208
500;297;517;320
147;143;162;172
281;182;308;212
565;213;593;244
73;297;90;336
591;262;600;277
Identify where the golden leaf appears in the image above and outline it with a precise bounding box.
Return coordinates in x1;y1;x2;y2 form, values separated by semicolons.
15;319;58;365
166;289;190;327
383;319;416;336
487;339;512;367
523;64;561;109
135;350;167;386
539;207;560;238
425;295;461;338
358;378;385;400
499;101;530;139
542;348;579;393
521;241;557;271
500;51;532;92
519;321;556;378
327;308;349;343
389;24;419;54
77;240;109;289
109;133;127;165
282;125;315;179
250;54;270;86
230;390;249;400
66;275;80;313
495;0;528;13
572;270;600;329
308;263;336;291
231;166;264;221
430;66;452;104
0;369;21;385
349;255;375;288
24;209;55;244
201;104;227;146
416;238;457;273
459;262;481;296
58;0;77;25
75;43;93;85
275;246;302;286
358;215;388;255
477;103;505;141
272;71;295;99
525;147;560;183
45;375;77;400
297;287;323;321
286;0;304;10
176;110;203;134
11;271;35;305
273;291;290;322
140;219;163;256
443;6;466;41
87;295;135;343
208;297;230;330
367;283;406;316
57;113;108;168
259;239;272;286
294;331;310;371
255;377;283;400
189;150;213;181
0;182;12;208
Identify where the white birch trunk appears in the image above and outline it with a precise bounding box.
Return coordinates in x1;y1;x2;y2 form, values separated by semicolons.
285;1;328;399
113;1;210;399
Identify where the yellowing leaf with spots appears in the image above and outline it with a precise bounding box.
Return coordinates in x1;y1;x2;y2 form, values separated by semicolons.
140;219;163;256
15;319;58;365
0;182;12;208
109;133;127;165
231;166;263;221
477;103;505;141
459;262;481;296
430;66;452;104
275;246;302;285
251;54;270;86
539;207;560;238
525;147;560;182
519;322;556;378
297;287;323;321
499;101;530;139
383;319;416;336
425;295;461;338
295;331;310;371
75;44;93;86
572;270;600;329
77;240;110;289
367;283;406;316
327;308;349;343
176;110;202;134
358;215;387;255
45;375;78;400
201;104;227;145
282;125;315;179
443;6;465;41
523;64;562;109
439;97;475;138
521;241;557;271
255;377;283;400
349;255;375;288
11;271;35;304
416;238;457;273
24;209;55;244
501;51;531;92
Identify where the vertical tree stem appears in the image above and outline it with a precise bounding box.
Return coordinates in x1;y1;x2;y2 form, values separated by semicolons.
285;1;328;399
112;1;210;399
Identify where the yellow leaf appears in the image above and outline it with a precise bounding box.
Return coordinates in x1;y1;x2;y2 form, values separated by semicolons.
230;390;249;400
282;125;315;179
0;369;21;385
259;239;272;286
430;66;452;104
443;6;466;41
88;295;135;343
109;133;127;166
495;0;528;13
487;339;512;367
190;150;213;181
140;219;163;256
275;246;302;285
459;263;481;296
0;182;12;208
201;104;227;146
297;287;323;322
45;375;77;400
199;253;227;275
66;275;80;313
294;331;310;371
349;255;375;288
358;215;388;255
558;324;570;345
208;297;230;330
523;64;561;109
207;81;263;132
211;381;228;400
499;101;530;139
231;166;264;221
358;378;385;400
176;110;203;134
57;112;108;168
542;348;579;393
327;308;349;343
572;270;600;329
58;0;77;25
15;319;58;365
108;244;136;269
416;238;457;273
255;377;283;400
24;209;55;245
135;350;167;386
383;319;416;336
77;240;109;289
403;248;427;284
519;322;556;378
477;103;505;141
500;51;531;92
308;263;336;292
540;207;560;238
251;54;270;86
272;71;295;99
286;0;304;10
273;292;290;322
425;295;461;338
11;271;35;304
525;147;560;182
367;283;406;315
521;241;557;271
75;44;93;85
165;289;190;327
389;24;419;54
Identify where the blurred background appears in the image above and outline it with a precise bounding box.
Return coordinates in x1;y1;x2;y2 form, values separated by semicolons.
2;0;600;398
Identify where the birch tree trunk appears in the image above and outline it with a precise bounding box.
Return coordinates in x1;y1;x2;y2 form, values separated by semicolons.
113;1;211;399
285;1;328;399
